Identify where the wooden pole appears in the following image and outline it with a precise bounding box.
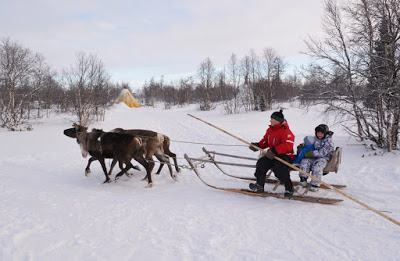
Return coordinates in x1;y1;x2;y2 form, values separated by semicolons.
188;114;400;227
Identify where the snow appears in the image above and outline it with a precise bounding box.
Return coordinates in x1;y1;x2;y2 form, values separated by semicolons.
1;102;399;260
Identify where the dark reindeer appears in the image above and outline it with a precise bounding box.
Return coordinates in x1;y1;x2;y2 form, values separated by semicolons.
65;124;154;187
111;128;180;181
63;126;140;176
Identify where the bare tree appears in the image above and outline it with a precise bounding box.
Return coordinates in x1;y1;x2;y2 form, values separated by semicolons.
303;0;400;151
226;53;242;114
217;69;232;114
30;54;57;119
62;52;110;125
262;48;286;109
0;37;42;130
248;49;262;110
177;76;194;105
240;55;254;112
197;57;215;111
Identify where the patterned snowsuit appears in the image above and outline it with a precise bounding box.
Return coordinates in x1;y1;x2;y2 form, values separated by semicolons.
299;134;334;187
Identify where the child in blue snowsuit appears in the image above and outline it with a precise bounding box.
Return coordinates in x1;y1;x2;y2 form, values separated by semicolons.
293;136;315;164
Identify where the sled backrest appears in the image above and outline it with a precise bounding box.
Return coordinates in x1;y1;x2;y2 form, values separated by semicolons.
323;147;342;173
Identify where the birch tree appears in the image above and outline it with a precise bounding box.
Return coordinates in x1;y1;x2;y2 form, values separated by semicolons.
63;52;110;125
0;38;41;130
303;0;400;151
197;57;215;111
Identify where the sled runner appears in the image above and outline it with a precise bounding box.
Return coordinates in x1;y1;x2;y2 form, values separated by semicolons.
184;153;343;204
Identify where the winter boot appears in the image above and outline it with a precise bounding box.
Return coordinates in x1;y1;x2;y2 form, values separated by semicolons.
297;177;307;188
284;190;294;197
309;185;319;192
249;183;264;192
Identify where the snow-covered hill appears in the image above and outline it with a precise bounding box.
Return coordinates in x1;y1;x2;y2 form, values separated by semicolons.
1;102;399;260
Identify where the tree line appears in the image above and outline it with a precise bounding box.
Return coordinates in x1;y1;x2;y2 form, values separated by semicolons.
138;49;301;113
0;0;399;151
0;37;122;130
0;36;300;131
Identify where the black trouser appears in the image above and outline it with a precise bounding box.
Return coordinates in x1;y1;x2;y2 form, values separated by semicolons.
254;155;294;192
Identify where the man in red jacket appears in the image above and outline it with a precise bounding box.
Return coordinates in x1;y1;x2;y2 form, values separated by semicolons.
249;109;295;197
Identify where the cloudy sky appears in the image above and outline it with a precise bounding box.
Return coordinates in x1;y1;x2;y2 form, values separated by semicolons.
1;0;324;89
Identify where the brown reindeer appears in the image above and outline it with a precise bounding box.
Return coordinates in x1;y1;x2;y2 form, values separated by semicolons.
111;128;180;181
63;126;140;176
66;124;154;186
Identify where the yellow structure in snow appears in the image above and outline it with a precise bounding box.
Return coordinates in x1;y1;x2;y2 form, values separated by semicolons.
115;89;141;108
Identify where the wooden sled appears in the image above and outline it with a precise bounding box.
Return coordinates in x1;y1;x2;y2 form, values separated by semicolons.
200;147;345;190
184;153;343;204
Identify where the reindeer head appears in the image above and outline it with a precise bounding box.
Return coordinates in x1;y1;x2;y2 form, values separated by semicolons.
72;123;89;158
63;127;77;138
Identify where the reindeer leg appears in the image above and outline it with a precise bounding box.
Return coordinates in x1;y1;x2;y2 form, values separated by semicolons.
155;162;164;174
134;154;153;188
132;163;141;171
85;156;97;176
165;150;181;173
98;158;111;183
141;158;149;181
155;154;177;181
115;162;134;182
123;160;140;177
108;158;118;177
118;161;132;177
140;156;153;181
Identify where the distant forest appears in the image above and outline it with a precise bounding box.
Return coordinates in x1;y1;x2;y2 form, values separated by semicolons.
1;0;399;151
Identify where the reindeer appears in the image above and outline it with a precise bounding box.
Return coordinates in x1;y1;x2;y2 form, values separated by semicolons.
63;125;140;176
65;124;154;187
111;128;180;181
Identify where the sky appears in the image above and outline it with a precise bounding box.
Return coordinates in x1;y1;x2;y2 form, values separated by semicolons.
0;0;324;89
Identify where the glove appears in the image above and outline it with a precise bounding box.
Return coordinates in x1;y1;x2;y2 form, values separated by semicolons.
265;147;278;159
265;149;276;159
249;142;260;152
297;144;304;152
305;151;313;158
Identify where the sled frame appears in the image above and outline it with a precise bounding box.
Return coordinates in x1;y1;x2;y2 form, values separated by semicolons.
200;147;346;189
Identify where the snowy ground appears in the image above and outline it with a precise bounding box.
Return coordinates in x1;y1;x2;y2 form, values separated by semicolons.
1;102;399;261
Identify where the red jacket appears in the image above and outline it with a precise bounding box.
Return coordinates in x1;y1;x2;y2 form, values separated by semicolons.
258;120;295;160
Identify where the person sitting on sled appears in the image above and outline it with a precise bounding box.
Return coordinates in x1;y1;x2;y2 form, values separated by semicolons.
293;136;316;164
298;124;334;192
248;109;295;197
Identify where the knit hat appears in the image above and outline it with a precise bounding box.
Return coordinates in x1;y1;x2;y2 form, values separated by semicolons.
304;136;316;146
315;124;334;137
315;124;329;134
271;109;284;122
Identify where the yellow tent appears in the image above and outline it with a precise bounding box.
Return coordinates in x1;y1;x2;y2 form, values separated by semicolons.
115;88;141;108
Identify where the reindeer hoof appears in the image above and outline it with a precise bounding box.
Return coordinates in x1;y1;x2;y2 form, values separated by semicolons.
85;169;91;176
132;165;140;171
176;168;181;173
103;179;112;183
145;183;153;188
172;174;178;181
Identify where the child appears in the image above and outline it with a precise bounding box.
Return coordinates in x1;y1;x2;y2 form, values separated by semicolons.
293;135;315;164
298;124;335;192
